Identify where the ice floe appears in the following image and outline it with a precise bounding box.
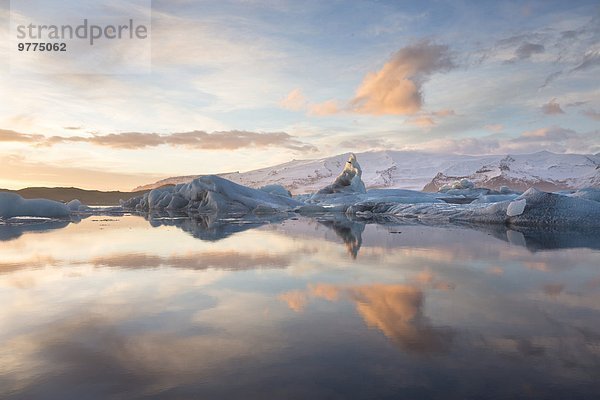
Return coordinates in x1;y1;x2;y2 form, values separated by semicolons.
0;193;71;218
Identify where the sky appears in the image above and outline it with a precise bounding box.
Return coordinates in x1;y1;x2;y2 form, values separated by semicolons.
0;0;599;191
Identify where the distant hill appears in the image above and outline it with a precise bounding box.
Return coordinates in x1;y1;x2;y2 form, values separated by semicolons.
1;187;149;205
133;151;600;194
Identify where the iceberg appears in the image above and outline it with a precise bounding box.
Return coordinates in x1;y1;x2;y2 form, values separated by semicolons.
307;154;443;209
313;153;366;197
346;187;600;227
570;188;600;203
121;175;303;215
66;199;92;212
0;192;71;218
497;188;600;227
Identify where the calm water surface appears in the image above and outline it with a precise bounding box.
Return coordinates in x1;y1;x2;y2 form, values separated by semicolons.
1;214;599;399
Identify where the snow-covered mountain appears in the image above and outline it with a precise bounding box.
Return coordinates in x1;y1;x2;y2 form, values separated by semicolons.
423;151;600;192
133;151;600;194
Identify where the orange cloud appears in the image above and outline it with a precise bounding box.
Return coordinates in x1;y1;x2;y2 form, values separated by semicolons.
309;283;341;301
280;88;307;111
278;290;308;312
349;41;454;115
431;109;455;117
0;129;43;143
280;91;341;117
308;100;340;116
412;269;455;290
406;109;455;128
280;42;454;118
407;116;436;127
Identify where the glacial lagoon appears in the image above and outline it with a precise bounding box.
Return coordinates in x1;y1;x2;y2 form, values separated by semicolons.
1;213;599;399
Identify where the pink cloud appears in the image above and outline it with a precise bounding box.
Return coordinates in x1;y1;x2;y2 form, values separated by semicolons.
349;41;455;115
280;88;307;111
308;100;340;116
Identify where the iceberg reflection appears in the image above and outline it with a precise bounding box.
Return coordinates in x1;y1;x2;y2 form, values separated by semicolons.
0;218;72;241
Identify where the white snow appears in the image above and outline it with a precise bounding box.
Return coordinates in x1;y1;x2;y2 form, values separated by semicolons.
429;152;600;192
0;192;71;218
